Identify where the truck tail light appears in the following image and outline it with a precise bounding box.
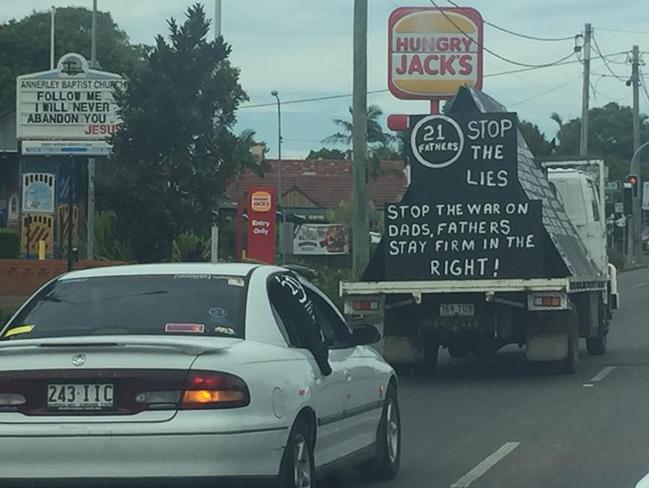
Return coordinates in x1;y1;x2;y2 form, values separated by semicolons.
352;300;379;311
529;294;565;310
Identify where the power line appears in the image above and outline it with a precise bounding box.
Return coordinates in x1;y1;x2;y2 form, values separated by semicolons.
510;76;581;107
444;0;575;42
592;35;628;82
640;71;649;106
598;27;649;36
429;0;576;68
240;90;388;109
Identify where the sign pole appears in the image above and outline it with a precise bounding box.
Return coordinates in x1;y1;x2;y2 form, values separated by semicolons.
352;0;370;278
67;158;76;272
87;0;99;260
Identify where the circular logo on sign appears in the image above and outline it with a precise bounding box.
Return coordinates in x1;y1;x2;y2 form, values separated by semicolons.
410;115;464;169
251;191;272;212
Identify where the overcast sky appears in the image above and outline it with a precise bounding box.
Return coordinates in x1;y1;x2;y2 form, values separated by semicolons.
3;0;649;158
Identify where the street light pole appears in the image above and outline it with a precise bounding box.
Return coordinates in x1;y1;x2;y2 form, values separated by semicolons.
270;90;283;214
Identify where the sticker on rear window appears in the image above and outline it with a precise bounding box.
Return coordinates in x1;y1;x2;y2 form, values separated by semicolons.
209;307;228;320
173;274;215;280
215;326;236;336
227;278;245;287
3;324;35;338
164;323;205;334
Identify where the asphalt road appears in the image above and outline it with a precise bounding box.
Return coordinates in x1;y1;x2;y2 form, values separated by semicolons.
326;268;649;488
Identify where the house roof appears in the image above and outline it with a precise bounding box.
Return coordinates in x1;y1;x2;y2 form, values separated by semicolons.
226;159;407;209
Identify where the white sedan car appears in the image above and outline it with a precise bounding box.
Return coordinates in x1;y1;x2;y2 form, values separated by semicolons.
0;263;400;487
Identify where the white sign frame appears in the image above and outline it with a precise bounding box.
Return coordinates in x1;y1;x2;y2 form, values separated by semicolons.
16;52;126;143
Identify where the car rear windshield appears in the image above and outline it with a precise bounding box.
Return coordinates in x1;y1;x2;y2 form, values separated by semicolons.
1;274;247;341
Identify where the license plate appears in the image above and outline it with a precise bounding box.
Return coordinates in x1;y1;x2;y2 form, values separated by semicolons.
440;303;475;317
47;384;114;411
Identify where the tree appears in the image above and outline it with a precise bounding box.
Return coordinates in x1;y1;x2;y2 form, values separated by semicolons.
98;4;260;262
0;7;148;112
519;120;554;157
322;104;400;175
552;102;649;181
306;148;350;160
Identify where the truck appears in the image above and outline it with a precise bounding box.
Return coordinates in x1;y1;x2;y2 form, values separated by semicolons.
341;87;619;374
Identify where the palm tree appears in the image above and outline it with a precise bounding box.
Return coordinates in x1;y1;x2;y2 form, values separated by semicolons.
323;105;392;146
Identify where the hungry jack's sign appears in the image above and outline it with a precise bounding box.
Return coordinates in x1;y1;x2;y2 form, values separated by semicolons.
388;7;483;100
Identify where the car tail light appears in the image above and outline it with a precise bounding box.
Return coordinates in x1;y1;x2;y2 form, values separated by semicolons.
135;371;249;411
181;372;249;409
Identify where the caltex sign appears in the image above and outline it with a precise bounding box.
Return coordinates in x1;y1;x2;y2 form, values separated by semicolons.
16;53;126;144
388;7;483;100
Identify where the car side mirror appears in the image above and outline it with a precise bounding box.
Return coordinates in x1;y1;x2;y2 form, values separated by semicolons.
352;324;381;346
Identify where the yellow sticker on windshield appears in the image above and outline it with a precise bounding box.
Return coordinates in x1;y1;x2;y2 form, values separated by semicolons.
3;325;35;338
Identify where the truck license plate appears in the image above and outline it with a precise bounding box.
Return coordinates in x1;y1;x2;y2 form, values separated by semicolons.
440;303;475;317
47;384;114;411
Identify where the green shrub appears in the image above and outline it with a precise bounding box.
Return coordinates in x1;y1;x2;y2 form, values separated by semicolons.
95;211;133;261
0;229;19;258
172;231;210;262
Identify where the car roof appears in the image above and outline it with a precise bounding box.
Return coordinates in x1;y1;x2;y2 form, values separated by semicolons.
59;263;261;281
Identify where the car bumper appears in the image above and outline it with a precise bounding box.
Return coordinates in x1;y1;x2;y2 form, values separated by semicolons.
0;427;288;479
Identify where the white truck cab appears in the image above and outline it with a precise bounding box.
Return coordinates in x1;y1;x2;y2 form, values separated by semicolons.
547;168;607;274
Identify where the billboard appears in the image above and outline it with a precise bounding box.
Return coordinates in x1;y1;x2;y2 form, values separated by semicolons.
293;224;349;255
385;111;543;281
246;187;276;264
16;52;126;144
388;7;483;100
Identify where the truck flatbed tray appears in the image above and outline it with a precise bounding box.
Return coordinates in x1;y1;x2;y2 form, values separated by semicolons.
341;278;607;296
340;279;570;296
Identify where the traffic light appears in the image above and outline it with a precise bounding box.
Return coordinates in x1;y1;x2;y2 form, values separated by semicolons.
624;183;634;215
626;174;639;198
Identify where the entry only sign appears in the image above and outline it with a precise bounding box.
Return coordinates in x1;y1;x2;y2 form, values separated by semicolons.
16;53;126;145
388;7;483;100
385;113;543;281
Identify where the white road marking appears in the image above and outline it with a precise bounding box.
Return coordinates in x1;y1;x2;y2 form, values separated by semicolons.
583;383;595;388
450;442;520;488
590;366;616;383
633;283;645;288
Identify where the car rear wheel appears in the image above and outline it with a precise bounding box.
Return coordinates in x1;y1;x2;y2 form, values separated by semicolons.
278;418;315;488
358;385;401;480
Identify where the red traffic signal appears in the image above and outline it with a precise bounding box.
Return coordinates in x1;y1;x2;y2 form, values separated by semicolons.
626;174;639;197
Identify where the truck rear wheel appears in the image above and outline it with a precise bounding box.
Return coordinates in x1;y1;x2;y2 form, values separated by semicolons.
586;334;607;355
448;343;470;358
562;330;579;374
416;340;439;375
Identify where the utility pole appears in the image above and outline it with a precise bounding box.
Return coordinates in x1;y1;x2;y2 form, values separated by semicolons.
214;0;222;38
210;0;223;263
87;0;98;260
352;0;369;278
50;7;56;69
579;23;592;157
631;45;643;264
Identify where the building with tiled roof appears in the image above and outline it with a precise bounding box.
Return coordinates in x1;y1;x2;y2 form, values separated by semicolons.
226;159;407;221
